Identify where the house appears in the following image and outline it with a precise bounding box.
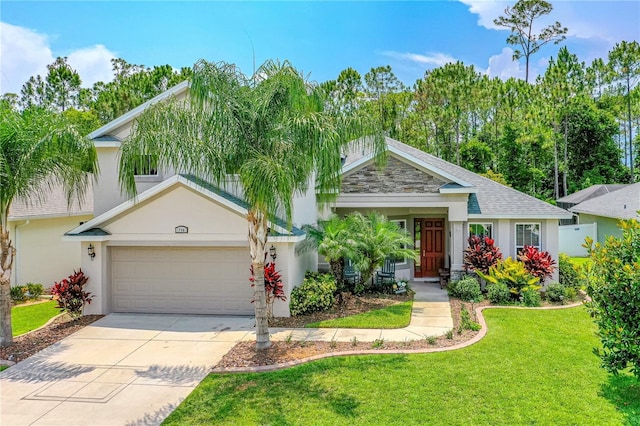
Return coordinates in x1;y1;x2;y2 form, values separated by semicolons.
568;182;640;243
9;184;93;288
63;81;571;317
556;184;628;225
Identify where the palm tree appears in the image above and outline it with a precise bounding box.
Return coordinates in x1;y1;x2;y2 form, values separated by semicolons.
0;103;97;347
350;212;417;286
119;60;384;349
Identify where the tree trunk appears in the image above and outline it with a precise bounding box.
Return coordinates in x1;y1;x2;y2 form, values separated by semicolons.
247;209;270;350
329;258;344;288
563;118;568;197
553;123;559;200
1;227;16;347
627;74;634;182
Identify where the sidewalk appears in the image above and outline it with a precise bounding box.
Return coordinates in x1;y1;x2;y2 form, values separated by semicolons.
267;280;454;343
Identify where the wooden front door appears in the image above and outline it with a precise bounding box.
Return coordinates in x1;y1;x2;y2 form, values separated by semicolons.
414;218;445;278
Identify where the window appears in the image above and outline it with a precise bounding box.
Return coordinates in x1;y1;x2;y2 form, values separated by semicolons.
469;223;493;239
134;155;158;176
515;223;540;254
391;219;407;265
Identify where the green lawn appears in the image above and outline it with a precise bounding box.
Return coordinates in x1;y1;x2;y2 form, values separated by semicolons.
306;301;413;329
12;300;59;336
163;307;639;425
570;257;592;267
0;365;8;372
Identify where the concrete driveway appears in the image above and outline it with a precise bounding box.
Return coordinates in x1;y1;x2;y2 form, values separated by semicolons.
0;313;255;426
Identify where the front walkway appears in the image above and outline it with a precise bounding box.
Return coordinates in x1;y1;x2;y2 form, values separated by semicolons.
269;280;453;343
0;281;452;426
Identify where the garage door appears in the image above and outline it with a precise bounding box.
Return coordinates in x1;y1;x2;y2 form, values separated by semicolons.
111;247;254;315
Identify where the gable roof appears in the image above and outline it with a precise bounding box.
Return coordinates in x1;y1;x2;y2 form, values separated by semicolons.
88;80;190;142
569;182;640;220
65;174;303;238
557;184;628;205
344;137;571;219
9;183;93;220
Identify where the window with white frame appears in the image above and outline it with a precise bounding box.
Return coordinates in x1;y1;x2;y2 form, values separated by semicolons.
468;223;493;239
134;155;159;176
391;219;407;265
515;223;540;254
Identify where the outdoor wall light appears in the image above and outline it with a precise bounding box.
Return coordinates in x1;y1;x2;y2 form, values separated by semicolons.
269;245;277;261
88;244;96;261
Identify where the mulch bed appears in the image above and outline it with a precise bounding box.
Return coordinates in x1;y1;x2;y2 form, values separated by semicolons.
1;314;103;363
214;298;483;370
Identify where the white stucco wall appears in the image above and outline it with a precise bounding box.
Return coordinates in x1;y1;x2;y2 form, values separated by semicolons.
10;215;92;288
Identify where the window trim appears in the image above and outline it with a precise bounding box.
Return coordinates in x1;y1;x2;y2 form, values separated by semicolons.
390;219;408;266
468;222;493;240
515;222;541;254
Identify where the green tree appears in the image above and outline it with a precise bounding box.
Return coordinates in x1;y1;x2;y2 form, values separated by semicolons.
45;57;82;111
494;0;568;82
608;41;640;181
585;217;640;378
119;59;384;349
0;105;98;346
460;139;494;173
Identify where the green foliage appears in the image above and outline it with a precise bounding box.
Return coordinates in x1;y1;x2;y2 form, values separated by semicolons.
545;282;567;303
10;286;27;302
558;253;583;291
459;307;482;332
478;257;540;297
448;277;483;302
459;139;494;173
486;282;511;305
25;283;44;299
289;273;337;316
585;218;640;378
520;287;542;307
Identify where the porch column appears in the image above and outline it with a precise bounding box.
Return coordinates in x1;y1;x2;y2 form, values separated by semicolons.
450;221;465;280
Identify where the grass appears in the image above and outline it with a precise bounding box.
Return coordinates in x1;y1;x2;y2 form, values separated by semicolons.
305;301;413;329
0;365;8;372
12;300;59;336
570;256;592;267
163;307;640;425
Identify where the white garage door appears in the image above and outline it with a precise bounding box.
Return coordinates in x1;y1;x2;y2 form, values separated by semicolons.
111;247;254;315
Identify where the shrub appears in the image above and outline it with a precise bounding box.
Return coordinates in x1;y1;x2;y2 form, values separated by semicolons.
459;307;482;332
585;218;640;378
559;253;583;291
520;287;541;307
50;269;93;318
486;282;511;304
448;277;482;302
518;246;556;283
250;260;286;318
478;257;540;297
463;236;503;275
545;282;567;303
26;283;44;299
10;285;27;302
289;273;337;316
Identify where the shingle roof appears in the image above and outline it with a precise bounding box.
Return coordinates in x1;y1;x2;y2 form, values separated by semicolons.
569;182;640;220
344;137;571;218
557;184;628;205
9;183;93;220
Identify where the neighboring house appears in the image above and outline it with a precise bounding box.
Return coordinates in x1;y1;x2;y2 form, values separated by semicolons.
9;184;93;288
63;81;571;317
556;184;628;225
568;182;640;243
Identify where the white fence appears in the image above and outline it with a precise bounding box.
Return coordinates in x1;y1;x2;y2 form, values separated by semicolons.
559;223;597;257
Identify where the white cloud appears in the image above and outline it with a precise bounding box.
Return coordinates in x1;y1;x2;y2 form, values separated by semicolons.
381;51;458;67
459;0;639;45
67;45;116;88
0;22;53;94
0;22;116;95
486;47;525;80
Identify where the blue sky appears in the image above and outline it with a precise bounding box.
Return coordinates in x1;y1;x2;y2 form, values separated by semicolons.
1;1;639;94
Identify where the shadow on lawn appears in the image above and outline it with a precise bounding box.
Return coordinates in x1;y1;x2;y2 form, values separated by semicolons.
600;374;640;424
165;355;410;424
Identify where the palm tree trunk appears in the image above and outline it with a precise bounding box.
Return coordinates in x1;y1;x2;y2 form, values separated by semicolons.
247;209;270;350
1;227;15;347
